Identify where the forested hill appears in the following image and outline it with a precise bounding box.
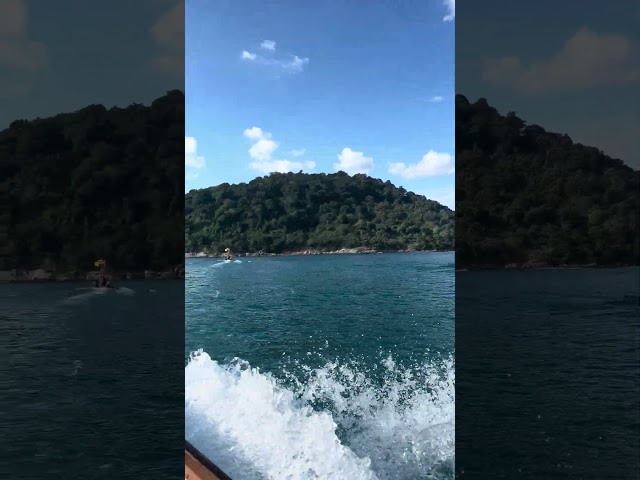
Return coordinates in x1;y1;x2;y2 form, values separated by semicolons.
1;91;184;272
456;94;639;268
185;172;454;254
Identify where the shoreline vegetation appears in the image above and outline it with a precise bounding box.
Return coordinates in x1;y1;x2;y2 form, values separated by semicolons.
187;247;452;257
1;91;185;280
186;171;455;255
456;95;639;269
6;252;635;283
186;249;635;271
5;92;638;279
1;267;185;284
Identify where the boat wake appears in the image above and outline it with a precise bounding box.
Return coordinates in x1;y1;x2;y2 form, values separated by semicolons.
212;259;243;268
185;350;454;480
62;286;135;304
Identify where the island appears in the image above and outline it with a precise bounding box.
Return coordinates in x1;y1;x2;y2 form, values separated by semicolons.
1;91;185;282
186;172;454;256
455;94;639;270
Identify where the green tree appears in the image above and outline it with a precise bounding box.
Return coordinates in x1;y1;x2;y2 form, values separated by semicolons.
185;172;455;254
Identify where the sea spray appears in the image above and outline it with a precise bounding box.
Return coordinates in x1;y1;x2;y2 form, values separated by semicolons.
284;352;455;479
185;349;454;479
186;350;377;480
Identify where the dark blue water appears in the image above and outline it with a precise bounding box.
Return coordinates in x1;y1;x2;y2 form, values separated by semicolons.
456;268;640;479
185;253;455;480
2;282;184;480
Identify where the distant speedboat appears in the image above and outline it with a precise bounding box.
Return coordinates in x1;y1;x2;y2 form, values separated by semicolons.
93;258;115;288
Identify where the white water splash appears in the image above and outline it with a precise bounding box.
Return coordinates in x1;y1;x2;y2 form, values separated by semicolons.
289;354;455;479
185;350;454;480
186;350;377;480
210;259;243;268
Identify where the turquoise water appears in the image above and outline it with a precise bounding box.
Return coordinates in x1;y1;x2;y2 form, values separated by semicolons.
185;252;455;480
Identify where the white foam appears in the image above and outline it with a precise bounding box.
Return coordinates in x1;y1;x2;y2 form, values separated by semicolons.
62;287;109;304
186;350;377;480
115;286;135;295
185;350;454;479
61;286;134;304
292;355;455;479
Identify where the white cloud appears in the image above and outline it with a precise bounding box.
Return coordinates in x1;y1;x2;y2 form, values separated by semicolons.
286;55;309;72
429;95;444;103
185;136;206;169
249;138;279;161
334;148;375;175
240;42;309;74
250;159;315;174
290;148;306;157
243;126;270;140
243;127;278;160
261;40;276;51
0;0;47;71
150;0;184;77
388;150;454;178
244;128;313;173
443;0;455;22
482;27;640;94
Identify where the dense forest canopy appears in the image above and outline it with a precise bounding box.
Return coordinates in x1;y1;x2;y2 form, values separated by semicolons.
456;94;639;268
1;91;184;272
185;172;454;254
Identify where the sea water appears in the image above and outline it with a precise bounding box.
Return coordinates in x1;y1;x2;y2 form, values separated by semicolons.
456;268;640;478
185;253;455;479
3;281;184;479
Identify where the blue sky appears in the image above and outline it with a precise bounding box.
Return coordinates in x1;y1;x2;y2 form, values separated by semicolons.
0;0;183;128
456;0;639;169
186;0;456;208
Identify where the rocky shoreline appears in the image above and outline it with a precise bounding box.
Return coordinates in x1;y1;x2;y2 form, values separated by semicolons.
4;259;632;282
0;266;185;283
186;247;452;258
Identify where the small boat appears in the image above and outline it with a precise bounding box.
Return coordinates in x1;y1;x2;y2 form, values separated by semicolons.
185;440;232;480
93;259;115;288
